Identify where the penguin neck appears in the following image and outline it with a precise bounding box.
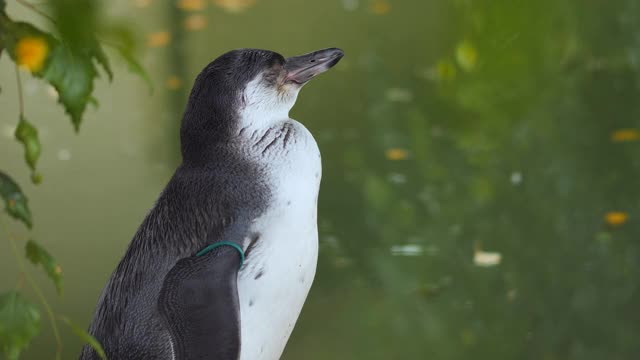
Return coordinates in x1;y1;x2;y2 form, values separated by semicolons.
238;107;290;132
237;76;299;131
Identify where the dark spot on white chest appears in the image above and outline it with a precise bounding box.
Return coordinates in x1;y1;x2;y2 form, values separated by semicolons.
254;268;265;280
244;232;261;258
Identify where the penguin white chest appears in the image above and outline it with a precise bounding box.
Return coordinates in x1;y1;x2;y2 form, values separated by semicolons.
237;121;321;360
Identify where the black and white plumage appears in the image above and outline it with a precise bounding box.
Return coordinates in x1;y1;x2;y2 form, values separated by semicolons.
80;47;343;360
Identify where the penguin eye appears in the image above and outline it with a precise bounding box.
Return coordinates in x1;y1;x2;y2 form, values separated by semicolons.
262;70;279;85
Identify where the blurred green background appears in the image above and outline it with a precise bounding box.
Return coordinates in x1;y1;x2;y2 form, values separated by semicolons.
2;0;640;358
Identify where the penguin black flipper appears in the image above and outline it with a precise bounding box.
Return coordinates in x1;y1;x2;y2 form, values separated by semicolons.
158;245;242;360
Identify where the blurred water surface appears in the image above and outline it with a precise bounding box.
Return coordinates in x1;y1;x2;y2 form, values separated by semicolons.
1;0;640;359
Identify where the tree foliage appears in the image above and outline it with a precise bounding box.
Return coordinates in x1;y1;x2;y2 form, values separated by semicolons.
0;0;149;358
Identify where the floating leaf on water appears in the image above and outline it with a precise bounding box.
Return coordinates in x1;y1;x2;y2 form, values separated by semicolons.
605;211;628;227
510;171;523;185
213;0;256;13
455;40;478;72
15;37;49;73
147;31;171;48
166;75;183;90
369;0;391;15
391;244;423;256
184;14;207;31
611;129;640;142
14;116;41;177
385;148;409;160
177;0;206;11
25;240;64;296
0;291;41;360
0;171;33;228
473;249;501;267
59;316;107;360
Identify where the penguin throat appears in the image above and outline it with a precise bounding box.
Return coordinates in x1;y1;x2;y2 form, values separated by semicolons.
238;76;299;130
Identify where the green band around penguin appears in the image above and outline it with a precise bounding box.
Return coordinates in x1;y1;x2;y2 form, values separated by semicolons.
196;241;245;269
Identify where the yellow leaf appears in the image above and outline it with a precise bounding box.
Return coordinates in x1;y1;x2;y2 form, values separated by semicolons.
369;0;391;15
385;148;409;161
605;211;628;227
455;40;477;72
473;250;501;267
16;37;49;73
184;14;208;31
213;0;256;13
166;75;183;90
147;31;171;48
177;0;206;11
611;129;640;143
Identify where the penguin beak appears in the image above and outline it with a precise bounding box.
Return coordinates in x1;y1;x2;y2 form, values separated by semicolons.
284;48;344;85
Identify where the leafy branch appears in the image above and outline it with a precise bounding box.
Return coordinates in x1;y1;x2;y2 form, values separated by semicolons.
0;0;151;358
1;216;107;360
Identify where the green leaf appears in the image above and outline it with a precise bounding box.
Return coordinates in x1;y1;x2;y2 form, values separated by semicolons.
101;23;153;92
114;45;153;93
92;43;113;81
14;116;42;176
59;317;107;360
25;240;63;296
42;42;98;131
30;172;42;185
49;0;112;82
0;291;41;360
0;171;32;228
1;20;110;131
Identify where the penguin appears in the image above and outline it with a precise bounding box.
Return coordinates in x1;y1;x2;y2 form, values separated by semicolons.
80;47;344;360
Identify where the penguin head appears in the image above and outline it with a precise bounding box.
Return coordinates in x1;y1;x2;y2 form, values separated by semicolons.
181;48;344;163
239;47;345;122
